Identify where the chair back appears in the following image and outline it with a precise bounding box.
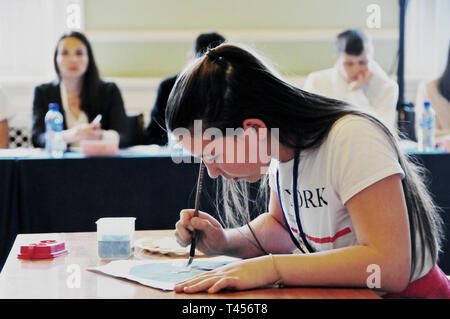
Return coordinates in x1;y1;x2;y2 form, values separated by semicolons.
125;113;144;146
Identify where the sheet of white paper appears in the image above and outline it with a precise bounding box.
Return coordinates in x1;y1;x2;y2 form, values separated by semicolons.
87;256;240;291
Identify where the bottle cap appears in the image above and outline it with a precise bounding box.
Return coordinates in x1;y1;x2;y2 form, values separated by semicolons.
424;101;430;109
17;240;68;260
49;103;59;111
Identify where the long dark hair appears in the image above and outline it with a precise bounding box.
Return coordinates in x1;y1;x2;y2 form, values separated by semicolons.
167;44;353;151
166;43;443;278
53;31;102;117
438;42;450;102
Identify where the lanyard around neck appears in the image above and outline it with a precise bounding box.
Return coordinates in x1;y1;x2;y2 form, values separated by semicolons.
276;150;315;254
291;150;315;253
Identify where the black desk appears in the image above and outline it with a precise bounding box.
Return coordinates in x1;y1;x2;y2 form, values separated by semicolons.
1;150;449;274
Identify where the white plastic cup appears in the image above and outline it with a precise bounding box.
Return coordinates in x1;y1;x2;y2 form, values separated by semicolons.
96;217;136;259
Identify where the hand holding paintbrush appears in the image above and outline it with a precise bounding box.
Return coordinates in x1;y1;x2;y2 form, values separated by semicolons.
174;161;231;261
185;160;205;267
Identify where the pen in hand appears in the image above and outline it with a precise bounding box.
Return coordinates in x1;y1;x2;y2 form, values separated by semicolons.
91;114;102;126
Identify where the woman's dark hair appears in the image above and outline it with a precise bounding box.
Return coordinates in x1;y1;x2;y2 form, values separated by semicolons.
166;43;443;279
53;31;102;116
438;42;450;102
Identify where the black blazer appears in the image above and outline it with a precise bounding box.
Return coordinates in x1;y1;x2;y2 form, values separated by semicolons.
143;74;178;146
31;80;131;148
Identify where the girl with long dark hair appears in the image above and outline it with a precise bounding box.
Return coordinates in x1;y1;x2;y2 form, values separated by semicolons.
168;43;449;298
31;31;131;148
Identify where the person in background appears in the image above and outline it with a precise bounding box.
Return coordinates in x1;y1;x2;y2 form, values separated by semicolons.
31;31;131;148
0;86;9;148
303;29;398;129
415;42;450;143
143;31;226;146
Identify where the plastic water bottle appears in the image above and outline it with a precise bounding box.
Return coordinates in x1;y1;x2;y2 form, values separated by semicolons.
418;101;436;152
45;103;66;158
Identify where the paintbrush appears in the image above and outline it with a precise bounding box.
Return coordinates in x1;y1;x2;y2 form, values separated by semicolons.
185;160;205;268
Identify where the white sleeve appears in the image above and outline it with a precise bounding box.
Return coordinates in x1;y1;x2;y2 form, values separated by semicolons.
328;117;405;204
343;89;371;110
303;74;317;93
366;62;399;128
368;78;398;128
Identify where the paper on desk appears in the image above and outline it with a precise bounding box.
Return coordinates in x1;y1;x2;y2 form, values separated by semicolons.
87;256;240;291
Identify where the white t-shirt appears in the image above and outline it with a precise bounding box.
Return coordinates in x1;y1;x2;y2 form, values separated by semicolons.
268;114;432;282
303;61;398;130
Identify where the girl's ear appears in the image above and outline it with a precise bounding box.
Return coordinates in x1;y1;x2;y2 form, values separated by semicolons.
242;118;268;140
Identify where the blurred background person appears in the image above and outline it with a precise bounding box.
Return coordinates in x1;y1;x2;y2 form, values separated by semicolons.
415;42;450;143
143;31;226;146
31;31;131;148
303;29;398;129
0;86;9;148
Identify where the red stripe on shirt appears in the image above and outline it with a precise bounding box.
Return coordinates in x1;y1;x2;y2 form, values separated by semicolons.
304;227;352;244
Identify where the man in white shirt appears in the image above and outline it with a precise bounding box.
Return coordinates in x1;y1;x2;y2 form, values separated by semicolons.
303;29;398;129
0;87;9;148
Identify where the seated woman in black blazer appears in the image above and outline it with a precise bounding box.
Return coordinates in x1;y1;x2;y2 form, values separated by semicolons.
32;31;131;148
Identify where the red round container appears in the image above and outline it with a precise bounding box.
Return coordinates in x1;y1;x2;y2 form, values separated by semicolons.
17;240;68;260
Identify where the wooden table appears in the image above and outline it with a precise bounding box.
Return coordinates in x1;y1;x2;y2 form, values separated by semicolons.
0;230;380;299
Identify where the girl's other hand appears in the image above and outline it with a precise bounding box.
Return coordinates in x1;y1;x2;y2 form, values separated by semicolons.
349;70;373;91
174;256;279;293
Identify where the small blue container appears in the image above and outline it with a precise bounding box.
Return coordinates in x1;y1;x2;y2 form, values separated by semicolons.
96;217;136;259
